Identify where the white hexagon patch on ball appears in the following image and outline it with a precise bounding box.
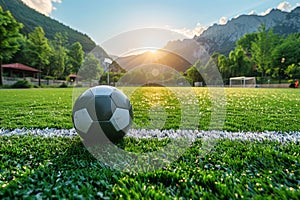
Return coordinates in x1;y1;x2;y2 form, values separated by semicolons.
110;108;130;131
73;108;93;134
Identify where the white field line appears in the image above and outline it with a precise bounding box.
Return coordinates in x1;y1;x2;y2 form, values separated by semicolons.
0;128;300;143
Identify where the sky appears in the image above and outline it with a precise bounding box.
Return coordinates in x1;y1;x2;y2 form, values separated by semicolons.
21;0;300;55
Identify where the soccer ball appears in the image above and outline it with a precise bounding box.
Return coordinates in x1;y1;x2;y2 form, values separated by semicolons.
72;85;133;145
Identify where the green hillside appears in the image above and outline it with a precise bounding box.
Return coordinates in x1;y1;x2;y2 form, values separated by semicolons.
0;0;96;52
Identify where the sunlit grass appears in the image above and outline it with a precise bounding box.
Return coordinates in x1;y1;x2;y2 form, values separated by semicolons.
0;88;72;129
0;135;299;199
1;87;300;131
1;87;300;199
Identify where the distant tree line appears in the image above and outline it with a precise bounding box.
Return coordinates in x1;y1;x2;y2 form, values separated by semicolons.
0;5;104;86
186;24;300;85
3;3;300;87
0;0;96;52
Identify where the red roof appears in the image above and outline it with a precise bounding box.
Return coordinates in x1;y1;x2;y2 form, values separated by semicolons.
69;74;81;78
2;63;41;72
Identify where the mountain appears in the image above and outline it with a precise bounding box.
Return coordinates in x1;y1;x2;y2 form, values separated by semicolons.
90;46;125;73
115;49;192;72
196;7;300;55
115;7;300;73
163;7;300;65
0;0;96;52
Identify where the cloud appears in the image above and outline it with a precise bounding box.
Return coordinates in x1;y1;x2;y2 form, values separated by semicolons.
260;8;272;16
218;17;227;25
170;23;207;38
277;1;293;12
248;10;257;15
260;1;300;16
21;0;62;16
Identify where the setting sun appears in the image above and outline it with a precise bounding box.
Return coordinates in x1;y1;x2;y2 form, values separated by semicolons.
149;49;158;53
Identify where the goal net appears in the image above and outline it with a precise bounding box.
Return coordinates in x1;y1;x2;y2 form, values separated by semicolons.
229;77;256;87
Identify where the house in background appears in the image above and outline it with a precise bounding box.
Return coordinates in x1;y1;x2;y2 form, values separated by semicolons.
2;63;41;78
1;63;42;85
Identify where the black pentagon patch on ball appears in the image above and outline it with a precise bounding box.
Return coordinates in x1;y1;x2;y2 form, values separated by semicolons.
94;95;116;121
99;121;126;142
73;89;92;111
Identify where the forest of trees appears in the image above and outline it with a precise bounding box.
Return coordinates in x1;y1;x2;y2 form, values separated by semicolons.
0;0;96;52
218;24;300;84
186;24;300;85
2;3;300;87
0;5;101;86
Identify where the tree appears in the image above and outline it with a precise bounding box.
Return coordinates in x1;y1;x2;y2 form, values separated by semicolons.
52;32;68;47
10;34;28;64
236;32;258;55
272;36;300;82
67;42;84;75
0;6;23;85
48;32;69;79
50;44;67;79
185;60;203;85
229;46;253;77
285;64;300;80
25;26;52;86
200;57;225;86
78;54;102;85
218;54;231;84
251;24;279;80
216;47;254;85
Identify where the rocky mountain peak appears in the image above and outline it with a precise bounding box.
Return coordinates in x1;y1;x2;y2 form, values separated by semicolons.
193;7;300;55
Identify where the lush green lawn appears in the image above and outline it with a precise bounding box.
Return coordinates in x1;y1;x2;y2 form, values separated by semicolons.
0;88;72;129
1;87;300;131
0;135;299;199
1;87;300;199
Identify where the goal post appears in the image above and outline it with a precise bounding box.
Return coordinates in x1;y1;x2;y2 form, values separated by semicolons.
229;76;256;87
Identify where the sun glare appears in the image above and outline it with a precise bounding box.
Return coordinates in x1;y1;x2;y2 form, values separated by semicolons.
123;48;160;56
149;49;157;53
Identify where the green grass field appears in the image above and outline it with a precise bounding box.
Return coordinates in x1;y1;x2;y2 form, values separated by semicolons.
1;87;300;199
1;87;300;131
